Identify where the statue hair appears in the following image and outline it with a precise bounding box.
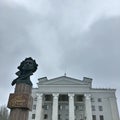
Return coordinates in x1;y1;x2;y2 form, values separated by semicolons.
17;57;38;73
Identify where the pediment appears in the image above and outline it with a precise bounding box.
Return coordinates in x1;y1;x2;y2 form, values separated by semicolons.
38;76;85;85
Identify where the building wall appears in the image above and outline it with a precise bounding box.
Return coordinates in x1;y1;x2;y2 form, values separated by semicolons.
28;76;120;120
91;92;114;120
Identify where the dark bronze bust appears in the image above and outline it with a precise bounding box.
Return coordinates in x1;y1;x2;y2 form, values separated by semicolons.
11;57;38;86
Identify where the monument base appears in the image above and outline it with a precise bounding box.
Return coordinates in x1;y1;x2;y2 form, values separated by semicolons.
8;83;33;120
9;108;29;120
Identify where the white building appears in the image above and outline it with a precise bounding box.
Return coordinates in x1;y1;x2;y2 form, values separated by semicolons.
29;76;120;120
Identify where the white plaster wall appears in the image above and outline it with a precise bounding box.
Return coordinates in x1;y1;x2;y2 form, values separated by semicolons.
28;77;119;120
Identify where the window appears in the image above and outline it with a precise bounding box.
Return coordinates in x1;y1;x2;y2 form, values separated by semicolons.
79;105;84;111
75;105;78;110
91;98;95;102
100;115;104;120
65;114;68;117
59;95;68;101
76;95;84;102
92;105;95;111
32;114;35;119
92;115;96;120
80;114;83;119
99;106;103;111
44;114;48;119
75;105;84;111
44;105;49;110
58;105;62;110
44;95;52;101
65;105;68;110
58;114;61;120
34;97;37;101
33;105;36;110
98;98;102;102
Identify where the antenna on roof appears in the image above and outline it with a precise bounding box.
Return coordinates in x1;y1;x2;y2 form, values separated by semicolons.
64;64;67;77
64;72;67;76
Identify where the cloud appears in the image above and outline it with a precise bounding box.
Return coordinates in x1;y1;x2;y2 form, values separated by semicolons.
0;0;120;113
59;16;120;81
5;0;120;31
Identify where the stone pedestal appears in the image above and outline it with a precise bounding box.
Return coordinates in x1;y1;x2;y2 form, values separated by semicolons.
7;83;33;120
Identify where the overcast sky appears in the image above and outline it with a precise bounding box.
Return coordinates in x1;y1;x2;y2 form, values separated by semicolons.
0;0;120;115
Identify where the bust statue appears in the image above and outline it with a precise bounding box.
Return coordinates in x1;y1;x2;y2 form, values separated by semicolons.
11;57;38;86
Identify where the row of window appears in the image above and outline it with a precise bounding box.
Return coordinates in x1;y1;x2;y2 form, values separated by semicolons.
34;96;102;103
33;104;84;111
32;114;84;120
44;95;84;102
34;95;84;102
91;98;102;102
32;114;104;120
93;115;104;120
92;105;103;111
33;104;103;112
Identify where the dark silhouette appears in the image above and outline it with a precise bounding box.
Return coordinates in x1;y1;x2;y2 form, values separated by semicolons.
11;57;38;86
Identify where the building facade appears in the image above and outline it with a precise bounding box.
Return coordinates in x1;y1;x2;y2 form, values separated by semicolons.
28;76;120;120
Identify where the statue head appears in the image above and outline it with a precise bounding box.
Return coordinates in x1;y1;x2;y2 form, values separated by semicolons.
18;57;38;73
11;57;38;86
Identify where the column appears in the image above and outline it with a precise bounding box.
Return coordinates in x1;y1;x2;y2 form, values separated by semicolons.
84;94;92;120
109;97;119;120
52;93;59;120
68;93;75;120
35;93;43;120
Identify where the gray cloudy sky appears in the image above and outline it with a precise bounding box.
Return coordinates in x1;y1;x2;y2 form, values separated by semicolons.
0;0;120;115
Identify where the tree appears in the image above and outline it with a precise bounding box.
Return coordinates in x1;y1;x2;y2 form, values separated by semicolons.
0;105;9;120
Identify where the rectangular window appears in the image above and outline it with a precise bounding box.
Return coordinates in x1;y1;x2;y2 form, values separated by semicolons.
44;114;48;119
91;98;95;102
33;105;36;110
75;105;84;111
65;114;68;117
100;115;104;120
92;115;96;120
59;95;68;101
98;98;102;102
99;106;103;111
58;114;61;120
75;105;78;110
65;105;68;110
44;95;52;101
76;95;84;102
92;105;95;111
80;114;83;119
34;97;37;101
79;105;84;111
44;105;49;110
58;105;62;110
32;114;35;119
